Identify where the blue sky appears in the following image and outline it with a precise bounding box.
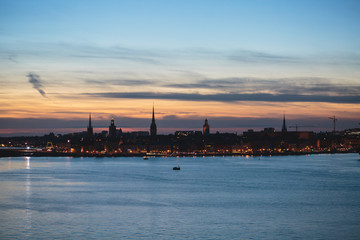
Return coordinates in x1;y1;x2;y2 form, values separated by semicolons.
2;0;359;51
0;0;359;135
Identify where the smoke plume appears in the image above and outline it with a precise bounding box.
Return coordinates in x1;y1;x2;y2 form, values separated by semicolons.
27;73;46;97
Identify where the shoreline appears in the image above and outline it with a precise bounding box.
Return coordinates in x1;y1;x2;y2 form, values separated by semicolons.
0;149;357;158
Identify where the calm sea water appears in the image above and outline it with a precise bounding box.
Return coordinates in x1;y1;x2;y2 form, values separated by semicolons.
0;154;359;239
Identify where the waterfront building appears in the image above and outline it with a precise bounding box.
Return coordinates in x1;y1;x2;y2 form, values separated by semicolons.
175;131;202;137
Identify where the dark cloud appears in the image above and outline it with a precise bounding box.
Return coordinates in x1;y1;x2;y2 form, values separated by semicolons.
27;73;46;97
165;83;206;89
278;84;360;96
164;77;360;97
85;91;360;104
0;118;84;129
162;115;179;120
111;80;152;86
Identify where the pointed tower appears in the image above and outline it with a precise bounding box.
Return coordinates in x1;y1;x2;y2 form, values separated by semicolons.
281;113;287;133
87;113;93;137
203;119;210;135
86;113;94;149
150;105;157;136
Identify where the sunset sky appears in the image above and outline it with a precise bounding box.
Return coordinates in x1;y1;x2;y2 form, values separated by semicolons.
0;0;359;136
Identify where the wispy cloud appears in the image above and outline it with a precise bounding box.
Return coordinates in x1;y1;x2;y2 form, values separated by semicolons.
228;50;299;63
85;79;153;86
52;43;168;64
80;76;360;98
3;41;360;69
164;77;360;96
27;73;47;97
85;91;360;104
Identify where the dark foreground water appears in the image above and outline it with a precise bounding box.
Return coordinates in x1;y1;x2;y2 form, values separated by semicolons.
0;154;360;239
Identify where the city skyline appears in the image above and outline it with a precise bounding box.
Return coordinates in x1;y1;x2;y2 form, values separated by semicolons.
0;109;357;137
1;0;359;136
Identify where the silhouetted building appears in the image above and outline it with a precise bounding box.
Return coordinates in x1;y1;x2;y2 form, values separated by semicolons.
150;106;157;136
263;128;274;133
203;119;210;135
87;113;93;137
282;114;287;133
84;113;94;151
109;118;117;140
105;118;119;153
175;131;202;137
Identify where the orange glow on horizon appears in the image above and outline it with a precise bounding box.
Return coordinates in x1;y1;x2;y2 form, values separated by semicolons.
1;91;359;120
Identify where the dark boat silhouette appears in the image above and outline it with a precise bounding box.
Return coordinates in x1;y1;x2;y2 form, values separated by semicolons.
173;165;180;170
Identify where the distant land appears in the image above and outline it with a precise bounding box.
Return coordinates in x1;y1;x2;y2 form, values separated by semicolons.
1;113;359;158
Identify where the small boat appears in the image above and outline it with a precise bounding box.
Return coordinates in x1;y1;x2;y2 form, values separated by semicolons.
143;156;149;160
173;165;180;170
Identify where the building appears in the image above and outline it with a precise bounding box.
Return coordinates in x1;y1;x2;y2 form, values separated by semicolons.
203;119;210;135
108;118;117;141
84;113;94;151
175;131;202;137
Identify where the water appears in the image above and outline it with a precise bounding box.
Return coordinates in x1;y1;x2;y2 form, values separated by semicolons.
0;154;359;239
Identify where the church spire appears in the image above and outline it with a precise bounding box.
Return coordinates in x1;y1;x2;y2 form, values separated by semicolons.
86;113;94;149
152;105;155;122
88;113;92;128
87;113;93;134
150;104;157;136
282;113;287;133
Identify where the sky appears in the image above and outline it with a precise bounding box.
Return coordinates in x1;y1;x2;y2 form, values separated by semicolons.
0;0;359;136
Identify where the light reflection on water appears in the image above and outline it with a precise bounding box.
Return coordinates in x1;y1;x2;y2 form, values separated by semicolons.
25;156;30;170
25;159;32;233
0;154;359;240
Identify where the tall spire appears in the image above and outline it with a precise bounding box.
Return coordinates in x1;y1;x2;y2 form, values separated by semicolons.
88;113;92;128
86;113;94;149
87;113;93;134
282;113;287;133
150;104;157;136
152;105;155;122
